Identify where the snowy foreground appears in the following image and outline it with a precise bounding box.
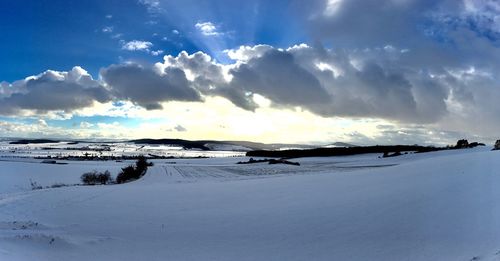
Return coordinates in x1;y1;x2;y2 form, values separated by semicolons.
1;148;500;260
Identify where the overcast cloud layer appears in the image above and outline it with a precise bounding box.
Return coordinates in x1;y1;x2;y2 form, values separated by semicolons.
0;0;499;143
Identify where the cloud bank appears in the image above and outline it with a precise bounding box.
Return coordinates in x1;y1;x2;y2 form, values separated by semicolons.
0;42;496;134
0;67;110;116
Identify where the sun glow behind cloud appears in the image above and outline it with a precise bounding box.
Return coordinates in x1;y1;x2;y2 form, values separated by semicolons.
17;97;389;144
324;0;343;16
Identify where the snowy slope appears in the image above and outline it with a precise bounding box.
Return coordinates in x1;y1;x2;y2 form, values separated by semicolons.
0;160;126;194
1;149;500;260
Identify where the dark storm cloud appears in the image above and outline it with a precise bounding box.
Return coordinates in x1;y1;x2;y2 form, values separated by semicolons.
0;67;111;115
294;0;500;74
228;49;332;108
156;44;452;123
101;63;202;110
160;46;440;122
281;0;500;137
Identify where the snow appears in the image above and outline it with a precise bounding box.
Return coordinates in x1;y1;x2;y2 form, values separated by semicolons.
1;147;500;260
0;140;245;159
0;159;125;194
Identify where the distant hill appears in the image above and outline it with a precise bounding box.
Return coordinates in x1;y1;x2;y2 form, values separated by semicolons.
9;139;61;145
322;142;358;148
130;139;212;150
219;141;317;151
129;139;326;151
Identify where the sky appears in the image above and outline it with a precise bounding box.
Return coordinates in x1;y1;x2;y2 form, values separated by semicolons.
0;0;499;145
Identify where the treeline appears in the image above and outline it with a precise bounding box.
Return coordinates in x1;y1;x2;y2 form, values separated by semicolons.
80;156;153;185
246;145;444;158
10;139;60;144
246;139;488;159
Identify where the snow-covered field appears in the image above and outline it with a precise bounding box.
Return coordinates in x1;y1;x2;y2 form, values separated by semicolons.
0;140;245;159
1;147;500;260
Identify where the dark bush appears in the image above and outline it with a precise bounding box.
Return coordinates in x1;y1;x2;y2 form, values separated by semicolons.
116;165;138;184
494;140;500;150
116;157;151;184
455;139;469;149
136;156;149;174
81;170;112;185
50;183;68;188
98;171;112;184
29;179;43;190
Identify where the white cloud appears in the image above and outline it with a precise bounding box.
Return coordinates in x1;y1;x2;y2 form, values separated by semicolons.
138;0;162;13
97;122;120;129
37;119;48;127
111;33;123;39
151;50;164;56
80;121;94;128
225;44;273;61
195;22;221;36
0;121;44;136
102;26;114;33
172;29;180;35
0;120;89;139
105;14;113;19
121;40;153;52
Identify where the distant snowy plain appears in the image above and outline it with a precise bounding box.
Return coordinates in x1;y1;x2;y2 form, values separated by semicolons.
1;145;500;260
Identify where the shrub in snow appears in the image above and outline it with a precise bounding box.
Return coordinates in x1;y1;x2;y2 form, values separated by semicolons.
116;157;152;184
29;179;43;190
50;183;68;188
136;156;149;174
454;139;485;149
455;139;469;149
468;142;485;148
81;170;112;185
494;140;500;150
98;171;112;184
116;166;138;184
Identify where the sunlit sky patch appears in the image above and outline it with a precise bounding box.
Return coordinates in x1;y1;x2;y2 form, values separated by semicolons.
0;0;499;145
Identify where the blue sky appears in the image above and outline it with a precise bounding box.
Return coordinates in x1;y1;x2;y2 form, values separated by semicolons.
0;0;499;144
0;0;306;81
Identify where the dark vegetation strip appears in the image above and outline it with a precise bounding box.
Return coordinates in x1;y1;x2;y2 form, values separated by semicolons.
9;139;60;144
246;145;443;158
246;140;485;159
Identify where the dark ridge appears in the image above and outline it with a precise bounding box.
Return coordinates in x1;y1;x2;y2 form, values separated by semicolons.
130;139;211;150
325;142;358;147
246;145;444;158
129;139;300;151
218;141;317;150
10;139;60;145
128;138;330;151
